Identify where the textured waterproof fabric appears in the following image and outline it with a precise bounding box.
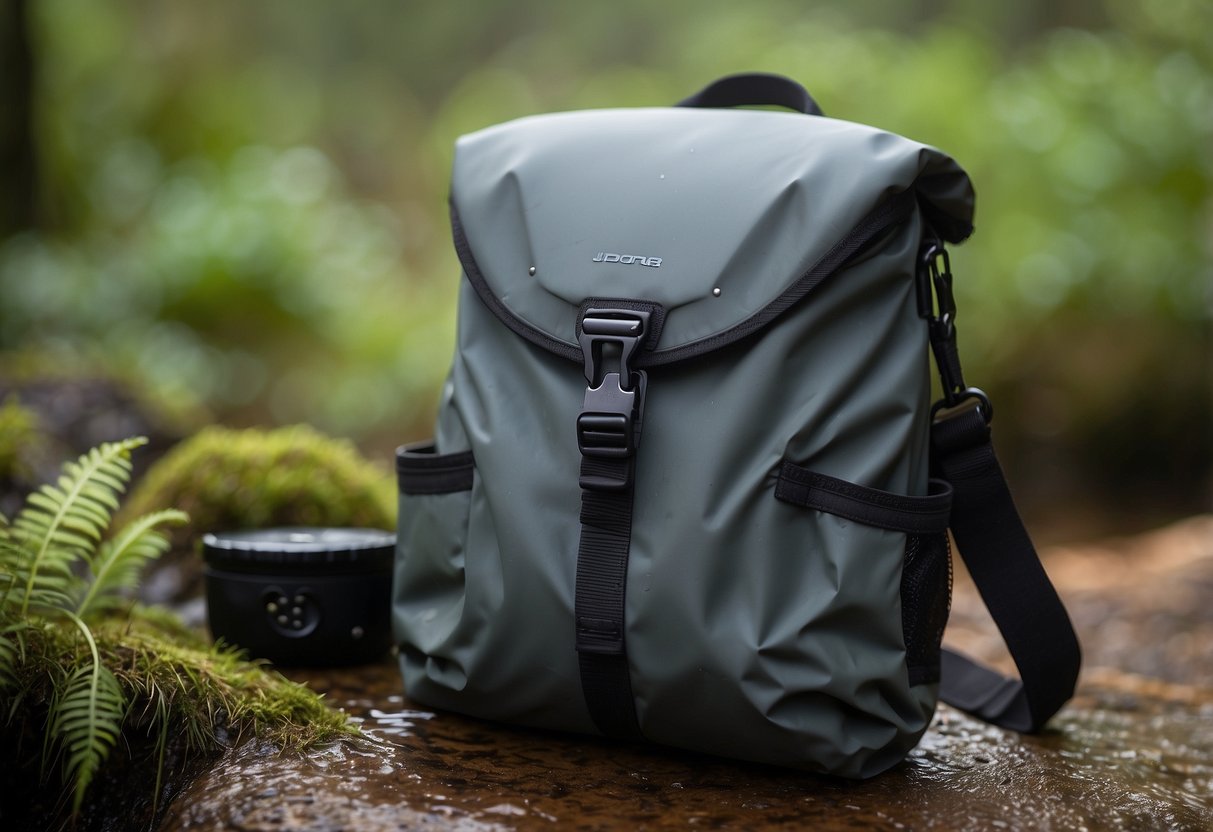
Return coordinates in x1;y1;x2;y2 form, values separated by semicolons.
393;103;976;778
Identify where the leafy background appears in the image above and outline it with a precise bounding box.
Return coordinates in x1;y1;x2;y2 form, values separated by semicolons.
1;0;1209;539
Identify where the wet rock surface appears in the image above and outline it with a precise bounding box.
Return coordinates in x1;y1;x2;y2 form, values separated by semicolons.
162;517;1213;831
162;665;1213;831
948;516;1213;689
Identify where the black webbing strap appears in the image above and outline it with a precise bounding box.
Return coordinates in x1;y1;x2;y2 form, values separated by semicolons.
575;454;643;739
932;408;1081;732
573;307;650;740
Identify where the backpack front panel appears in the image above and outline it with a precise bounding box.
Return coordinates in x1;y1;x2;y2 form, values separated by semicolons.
395;214;944;776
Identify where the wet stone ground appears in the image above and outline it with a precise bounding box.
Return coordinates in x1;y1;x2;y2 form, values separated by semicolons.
162;517;1213;831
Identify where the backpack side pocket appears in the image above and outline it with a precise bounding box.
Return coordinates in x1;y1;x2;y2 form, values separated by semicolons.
773;460;953;687
393;441;475;689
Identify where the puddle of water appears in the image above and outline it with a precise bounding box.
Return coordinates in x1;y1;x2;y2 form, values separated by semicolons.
161;661;1213;831
361;707;437;738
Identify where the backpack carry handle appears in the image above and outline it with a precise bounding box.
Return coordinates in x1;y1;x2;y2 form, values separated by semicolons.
676;73;825;116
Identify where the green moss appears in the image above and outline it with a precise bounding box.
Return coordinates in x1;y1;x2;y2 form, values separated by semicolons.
121;424;395;555
8;608;355;755
101;609;357;749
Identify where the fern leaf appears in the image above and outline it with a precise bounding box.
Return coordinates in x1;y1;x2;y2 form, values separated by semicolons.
0;513;17;615
76;509;189;619
77;467;131;493
0;535;25;609
4;545;81;614
22;584;79;614
50;662;126;812
80;482;123;512
12;438;147;616
27;491;102;534
51;613;127;814
0;630;17;689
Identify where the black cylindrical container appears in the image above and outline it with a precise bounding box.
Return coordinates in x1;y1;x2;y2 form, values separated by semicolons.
202;527;395;666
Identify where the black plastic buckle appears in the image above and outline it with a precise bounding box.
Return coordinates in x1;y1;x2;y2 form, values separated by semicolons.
576;309;650;461
576;409;635;458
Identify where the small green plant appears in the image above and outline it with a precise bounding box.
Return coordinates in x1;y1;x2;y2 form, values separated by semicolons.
0;437;358;824
0;438;185;812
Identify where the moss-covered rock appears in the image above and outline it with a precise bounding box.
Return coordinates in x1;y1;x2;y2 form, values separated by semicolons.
0;605;359;832
0;352;203;516
123;424;396;602
0;436;359;832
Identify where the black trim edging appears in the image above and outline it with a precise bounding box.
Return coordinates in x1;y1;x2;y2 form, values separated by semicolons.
396;441;475;495
450;188;916;368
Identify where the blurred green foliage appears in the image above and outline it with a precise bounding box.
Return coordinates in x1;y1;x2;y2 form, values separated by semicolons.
0;395;41;483
0;0;1209;528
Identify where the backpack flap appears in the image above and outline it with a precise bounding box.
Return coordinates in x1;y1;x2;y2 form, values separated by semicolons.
449;105;974;362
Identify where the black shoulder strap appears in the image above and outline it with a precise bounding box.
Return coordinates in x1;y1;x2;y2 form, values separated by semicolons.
932;407;1081;732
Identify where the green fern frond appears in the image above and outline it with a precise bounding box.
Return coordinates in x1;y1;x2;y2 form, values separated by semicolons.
3;552;78;615
0;535;25;611
17;578;79;615
50;613;127;813
0;630;17;690
11;438;147;616
0;514;17;599
51;663;126;812
76;509;189;619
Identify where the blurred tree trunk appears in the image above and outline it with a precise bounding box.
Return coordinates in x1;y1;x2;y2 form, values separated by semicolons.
0;0;37;235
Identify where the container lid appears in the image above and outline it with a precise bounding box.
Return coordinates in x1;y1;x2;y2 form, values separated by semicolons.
202;527;395;573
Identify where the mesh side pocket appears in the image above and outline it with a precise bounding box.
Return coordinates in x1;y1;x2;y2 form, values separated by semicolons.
901;532;952;686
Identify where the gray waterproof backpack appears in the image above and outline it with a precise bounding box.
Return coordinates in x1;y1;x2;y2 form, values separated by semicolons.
393;74;1081;777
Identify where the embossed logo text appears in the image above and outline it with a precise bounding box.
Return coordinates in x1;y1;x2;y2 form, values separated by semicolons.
592;252;662;268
